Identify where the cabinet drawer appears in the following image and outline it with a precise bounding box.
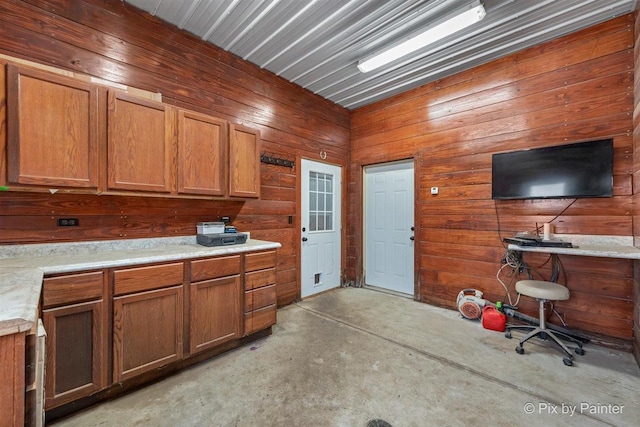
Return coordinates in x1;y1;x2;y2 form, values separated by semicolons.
244;304;276;336
245;268;276;291
114;263;183;296
43;271;104;308
245;251;276;272
191;255;241;282
244;284;276;312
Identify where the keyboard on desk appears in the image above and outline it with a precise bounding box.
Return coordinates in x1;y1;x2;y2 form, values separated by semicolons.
503;237;573;248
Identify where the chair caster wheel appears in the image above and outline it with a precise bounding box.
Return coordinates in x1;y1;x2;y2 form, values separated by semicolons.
515;346;524;355
563;357;573;366
575;347;585;356
505;331;512;339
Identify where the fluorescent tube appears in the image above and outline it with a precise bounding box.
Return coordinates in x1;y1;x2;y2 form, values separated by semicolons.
357;1;486;73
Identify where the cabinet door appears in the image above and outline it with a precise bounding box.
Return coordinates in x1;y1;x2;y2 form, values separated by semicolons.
42;299;106;409
113;286;183;382
177;110;227;196
107;91;174;193
228;123;260;198
0;332;26;426
190;275;242;354
6;64;99;188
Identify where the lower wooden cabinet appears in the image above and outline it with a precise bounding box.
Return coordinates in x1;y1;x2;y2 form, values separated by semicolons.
42;300;106;408
0;332;27;427
189;255;242;355
41;249;277;416
41;271;107;410
113;285;183;382
244;251;277;335
190;276;242;354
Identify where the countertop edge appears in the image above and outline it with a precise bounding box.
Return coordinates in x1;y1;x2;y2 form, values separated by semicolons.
0;267;44;337
36;240;282;275
506;243;640;259
0;239;281;337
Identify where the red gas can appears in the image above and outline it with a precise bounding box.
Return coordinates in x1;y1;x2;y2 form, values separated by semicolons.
482;305;506;332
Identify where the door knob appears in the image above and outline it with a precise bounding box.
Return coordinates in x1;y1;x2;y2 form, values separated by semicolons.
410;236;414;241
302;237;308;242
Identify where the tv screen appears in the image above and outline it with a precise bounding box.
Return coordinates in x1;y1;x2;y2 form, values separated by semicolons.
491;139;613;200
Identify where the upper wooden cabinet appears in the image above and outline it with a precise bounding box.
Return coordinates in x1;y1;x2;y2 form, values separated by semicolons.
177;110;227;196
5;64;99;189
2;62;261;199
106;91;174;193
229;124;260;198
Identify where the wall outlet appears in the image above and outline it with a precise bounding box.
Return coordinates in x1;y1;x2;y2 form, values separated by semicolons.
57;218;79;227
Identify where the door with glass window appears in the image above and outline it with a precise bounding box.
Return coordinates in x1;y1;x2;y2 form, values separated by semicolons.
301;159;342;298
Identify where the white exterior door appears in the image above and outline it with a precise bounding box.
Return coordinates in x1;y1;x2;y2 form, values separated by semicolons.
364;160;415;295
301;159;342;298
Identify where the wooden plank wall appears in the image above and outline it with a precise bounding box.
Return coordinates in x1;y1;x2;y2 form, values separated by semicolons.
0;0;351;307
633;9;640;364
350;15;635;343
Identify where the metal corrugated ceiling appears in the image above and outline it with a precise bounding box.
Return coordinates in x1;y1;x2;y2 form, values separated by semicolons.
124;0;637;110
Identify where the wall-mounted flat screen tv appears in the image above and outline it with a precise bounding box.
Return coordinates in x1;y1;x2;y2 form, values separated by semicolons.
491;139;613;200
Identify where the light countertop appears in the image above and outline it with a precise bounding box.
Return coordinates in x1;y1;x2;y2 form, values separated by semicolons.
505;234;640;259
0;236;281;337
0;268;44;336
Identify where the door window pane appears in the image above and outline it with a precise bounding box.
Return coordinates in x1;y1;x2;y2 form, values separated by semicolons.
308;171;334;232
310;191;317;210
310;172;317;191
309;213;317;231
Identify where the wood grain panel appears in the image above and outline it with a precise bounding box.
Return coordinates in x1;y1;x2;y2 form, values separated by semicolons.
113;263;184;296
245;268;277;291
0;332;25;427
244;304;276;336
107;90;174;193
0;0;351;310
43;271;104;308
42;298;106;409
244;284;277;312
189;275;242;354
190;256;241;282
245;251;277;272
177;110;227;196
228;123;260;198
112;285;183;382
348;14;636;343
634;11;640;364
6;63;99;188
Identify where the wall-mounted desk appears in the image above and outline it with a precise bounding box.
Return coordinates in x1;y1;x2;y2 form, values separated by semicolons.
506;234;638;357
506;234;640;260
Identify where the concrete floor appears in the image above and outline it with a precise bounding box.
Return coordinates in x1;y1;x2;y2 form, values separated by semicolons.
51;287;639;427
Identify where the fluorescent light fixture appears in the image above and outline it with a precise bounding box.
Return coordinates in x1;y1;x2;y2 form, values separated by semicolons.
357;1;486;73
